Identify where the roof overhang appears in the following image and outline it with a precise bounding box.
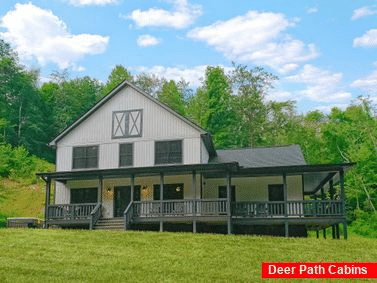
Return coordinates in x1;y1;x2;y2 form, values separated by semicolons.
37;162;355;192
37;162;239;183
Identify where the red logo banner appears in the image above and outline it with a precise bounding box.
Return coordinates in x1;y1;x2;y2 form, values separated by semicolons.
262;262;377;278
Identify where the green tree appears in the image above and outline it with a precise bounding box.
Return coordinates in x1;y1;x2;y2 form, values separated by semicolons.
229;63;278;147
40;73;103;135
157;80;185;115
102;65;132;96
134;73;165;97
0;39;53;161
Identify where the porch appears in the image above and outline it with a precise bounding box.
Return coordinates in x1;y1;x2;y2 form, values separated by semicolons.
38;161;353;238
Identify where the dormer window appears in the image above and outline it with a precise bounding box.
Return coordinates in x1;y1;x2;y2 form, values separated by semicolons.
112;109;143;139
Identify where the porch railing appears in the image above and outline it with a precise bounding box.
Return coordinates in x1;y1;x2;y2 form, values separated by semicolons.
89;203;102;229
46;203;98;220
132;199;227;218
123;201;134;229
232;200;344;218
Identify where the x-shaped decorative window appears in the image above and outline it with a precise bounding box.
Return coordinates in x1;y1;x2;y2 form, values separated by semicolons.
112;109;143;139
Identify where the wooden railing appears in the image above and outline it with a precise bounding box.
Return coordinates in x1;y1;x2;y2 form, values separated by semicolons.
47;203;97;220
123;201;134;229
89;203;102;229
132;199;227;218
232;200;344;218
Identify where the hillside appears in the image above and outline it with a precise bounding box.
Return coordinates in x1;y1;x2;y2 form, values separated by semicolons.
0;179;46;227
0;144;54;227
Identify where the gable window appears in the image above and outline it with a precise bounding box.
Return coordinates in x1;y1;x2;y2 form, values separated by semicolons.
112;109;143;139
119;143;133;167
72;146;99;169
155;140;183;165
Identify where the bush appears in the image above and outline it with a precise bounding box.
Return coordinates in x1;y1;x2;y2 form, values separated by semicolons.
0;144;54;183
349;210;377;238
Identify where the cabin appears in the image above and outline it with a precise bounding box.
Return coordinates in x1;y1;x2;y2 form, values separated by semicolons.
37;81;353;238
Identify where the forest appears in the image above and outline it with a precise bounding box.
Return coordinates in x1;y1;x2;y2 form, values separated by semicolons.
0;39;376;235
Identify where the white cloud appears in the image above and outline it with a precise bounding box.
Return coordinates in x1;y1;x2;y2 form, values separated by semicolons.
306;7;318;14
137;34;161;47
314;104;348;113
127;0;202;29
353;29;377;47
287;64;352;102
187;11;318;74
131;65;232;87
351;6;377;20
0;3;109;70
350;69;377;93
66;0;118;6
266;90;294;102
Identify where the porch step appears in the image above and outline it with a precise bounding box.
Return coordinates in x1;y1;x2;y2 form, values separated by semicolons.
94;218;124;231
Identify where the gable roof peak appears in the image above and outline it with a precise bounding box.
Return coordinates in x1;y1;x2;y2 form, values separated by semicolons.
49;80;207;147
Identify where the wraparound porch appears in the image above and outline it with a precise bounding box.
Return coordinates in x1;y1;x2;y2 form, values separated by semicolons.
38;162;353;238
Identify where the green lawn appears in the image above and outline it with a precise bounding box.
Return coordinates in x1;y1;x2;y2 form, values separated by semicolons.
0;229;376;282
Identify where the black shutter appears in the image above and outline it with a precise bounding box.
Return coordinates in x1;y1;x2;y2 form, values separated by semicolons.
153;185;160;200
134;185;141;201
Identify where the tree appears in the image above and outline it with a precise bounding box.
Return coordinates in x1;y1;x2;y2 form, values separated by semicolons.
40;73;103;135
229;63;278;147
134;73;165;97
0;39;54;161
102;65;132;96
157;80;185;115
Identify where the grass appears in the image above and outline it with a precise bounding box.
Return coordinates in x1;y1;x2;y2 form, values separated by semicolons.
0;229;376;282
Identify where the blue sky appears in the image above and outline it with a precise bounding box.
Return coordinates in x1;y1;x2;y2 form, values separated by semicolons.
1;1;377;113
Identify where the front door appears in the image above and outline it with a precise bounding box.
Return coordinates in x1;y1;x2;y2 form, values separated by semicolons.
114;186;131;217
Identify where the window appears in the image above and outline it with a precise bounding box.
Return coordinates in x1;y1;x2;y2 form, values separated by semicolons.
218;186;236;202
119;143;133;167
155;140;183;165
112;109;143;139
153;184;184;200
71;188;98;204
72;146;99;169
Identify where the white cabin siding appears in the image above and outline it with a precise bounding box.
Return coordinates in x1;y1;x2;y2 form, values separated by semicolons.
56;86;203;171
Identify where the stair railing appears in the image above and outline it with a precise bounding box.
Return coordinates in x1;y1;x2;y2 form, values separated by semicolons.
89;203;102;230
123;201;134;230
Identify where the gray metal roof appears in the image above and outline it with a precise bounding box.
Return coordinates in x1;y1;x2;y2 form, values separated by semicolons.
211;145;306;168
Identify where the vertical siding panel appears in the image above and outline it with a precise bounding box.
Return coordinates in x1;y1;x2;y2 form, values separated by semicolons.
57;86;203;170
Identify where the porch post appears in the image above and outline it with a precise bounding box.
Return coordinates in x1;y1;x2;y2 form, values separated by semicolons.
226;171;232;235
160;173;164;232
340;169;347;240
130;174;135;201
321;187;326;238
44;177;51;229
192;170;197;233
99;175;103;203
283;172;289;237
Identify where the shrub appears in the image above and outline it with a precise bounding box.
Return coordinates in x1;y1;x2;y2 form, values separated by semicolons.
349;210;377;238
0;144;54;183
